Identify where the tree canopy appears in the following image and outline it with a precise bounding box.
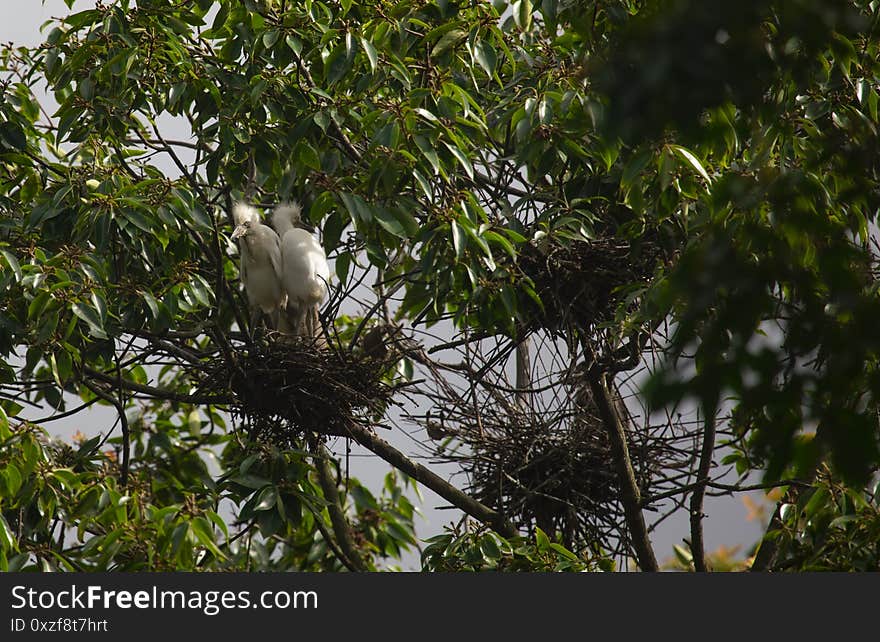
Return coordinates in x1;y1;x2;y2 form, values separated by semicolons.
1;0;879;571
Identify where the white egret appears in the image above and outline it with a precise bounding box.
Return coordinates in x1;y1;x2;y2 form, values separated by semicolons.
271;201;330;339
231;202;285;331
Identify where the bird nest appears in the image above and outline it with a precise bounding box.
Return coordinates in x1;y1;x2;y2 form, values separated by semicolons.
199;337;393;445
429;383;679;550
517;235;668;332
467;416;620;544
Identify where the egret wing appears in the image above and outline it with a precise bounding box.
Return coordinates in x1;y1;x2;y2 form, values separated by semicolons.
269;230;283;281
238;242;248;289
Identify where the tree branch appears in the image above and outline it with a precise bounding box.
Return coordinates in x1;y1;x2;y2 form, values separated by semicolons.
82;366;230;406
343;422;518;538
309;439;369;572
586;368;658;571
82;379;130;487
689;412;717;572
642;477;811;505
515;328;531;410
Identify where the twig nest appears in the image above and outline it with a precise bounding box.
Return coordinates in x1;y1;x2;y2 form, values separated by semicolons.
517;235;667;332
428;387;680;550
466;414;620;543
202;337;393;444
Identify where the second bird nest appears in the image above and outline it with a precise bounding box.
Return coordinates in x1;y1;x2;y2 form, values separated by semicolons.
426;374;681;551
517;234;670;333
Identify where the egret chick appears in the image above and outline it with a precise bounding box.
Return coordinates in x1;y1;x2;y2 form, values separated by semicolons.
271;202;330;338
231;203;285;331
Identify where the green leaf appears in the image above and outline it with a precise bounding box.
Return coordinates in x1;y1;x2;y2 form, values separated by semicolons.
206;510;229;540
390;207;420;237
72;302;108;339
140;290;160;319
49;468;79;490
189;275;213;307
339;192;373;226
286;35;303;56
335;252;351;284
230;474;270;490
480;535;502;560
0;464;22;496
254;485;279;511
621;150;652;189
442;141;474;179
169;522;189;557
326;35;358;85
484;230;516;259
669;144;711;183
187;202;213;231
534;526;550;551
191;516;225;559
414;135;441;174
373;208;408;239
78;77;95;100
387;519;416;545
28;291;52;322
673;544;693;565
549;542;580;561
0;122;27;151
361;37;378;72
0;514;16;553
803;487;830;518
412;168;433;200
296;141;321;171
262;29;280;48
121;208;153;234
54;349;72;383
514;0;533;31
0;250;22;282
431;29;466;57
350;484;378;510
451;220;465;259
0;406;10;441
473;40;497;76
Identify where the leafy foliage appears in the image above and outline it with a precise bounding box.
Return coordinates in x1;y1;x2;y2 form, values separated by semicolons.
421;526;610;572
0;0;878;571
762;471;880;571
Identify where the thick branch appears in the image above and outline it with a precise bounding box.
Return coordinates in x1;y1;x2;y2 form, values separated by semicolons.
343;423;518;538
310;440;369;572
689;412;717;572
82;366;230;406
587;370;658;571
515;331;531;410
307;508;359;572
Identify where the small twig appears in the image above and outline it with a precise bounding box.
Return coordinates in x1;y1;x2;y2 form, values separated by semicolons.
82;379;130;487
83;366;230;405
643;477;811;505
29;397;99;424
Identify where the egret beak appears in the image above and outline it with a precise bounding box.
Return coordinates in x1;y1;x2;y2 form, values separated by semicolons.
231;224;247;240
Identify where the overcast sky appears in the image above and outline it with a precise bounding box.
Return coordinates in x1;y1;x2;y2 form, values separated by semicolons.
2;0;768;569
